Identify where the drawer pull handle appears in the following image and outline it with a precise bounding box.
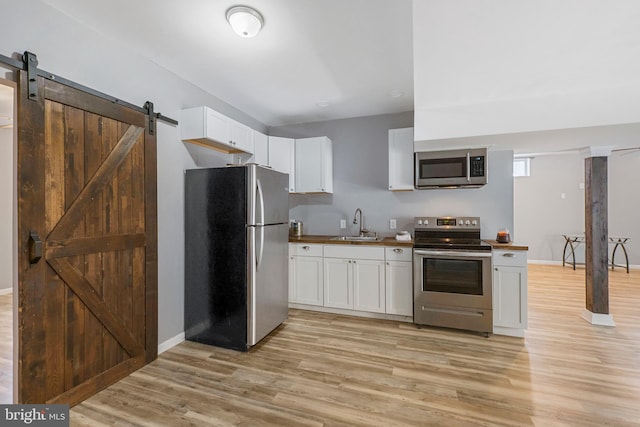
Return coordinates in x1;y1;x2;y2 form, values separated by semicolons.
302;246;310;250
503;253;516;258
393;248;403;253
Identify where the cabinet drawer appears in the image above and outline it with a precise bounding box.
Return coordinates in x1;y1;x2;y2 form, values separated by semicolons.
323;245;384;260
289;243;323;257
493;250;527;267
385;246;412;262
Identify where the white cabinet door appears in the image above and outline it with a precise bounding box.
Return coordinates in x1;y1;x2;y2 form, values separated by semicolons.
492;250;528;336
228;119;253;153
324;258;352;309
268;136;295;192
385;261;413;316
251;130;269;166
204;108;229;143
295;136;333;193
388;127;414;191
493;266;527;329
290;256;324;306
181;106;254;154
353;260;385;313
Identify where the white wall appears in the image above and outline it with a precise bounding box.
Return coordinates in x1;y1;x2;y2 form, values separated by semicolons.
271;113;514;239
0;128;12;291
515;152;639;265
0;1;257;343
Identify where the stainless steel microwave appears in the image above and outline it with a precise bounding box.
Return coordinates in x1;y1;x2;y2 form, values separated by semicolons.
415;148;488;189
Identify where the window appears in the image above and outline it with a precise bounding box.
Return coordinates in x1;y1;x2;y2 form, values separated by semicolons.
513;158;531;177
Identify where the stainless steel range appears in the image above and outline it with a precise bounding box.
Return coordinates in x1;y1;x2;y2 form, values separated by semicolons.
413;216;493;335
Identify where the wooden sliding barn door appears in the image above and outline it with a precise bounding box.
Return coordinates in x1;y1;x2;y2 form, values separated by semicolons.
16;70;157;405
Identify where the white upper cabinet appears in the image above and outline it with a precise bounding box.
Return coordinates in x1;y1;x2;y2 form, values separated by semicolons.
388;127;414;191
228;118;253;153
181;106;254;155
295;136;333;194
250;130;269;166
268;136;296;192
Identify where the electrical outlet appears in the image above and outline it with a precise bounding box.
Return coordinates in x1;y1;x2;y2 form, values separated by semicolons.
389;219;397;229
340;219;346;229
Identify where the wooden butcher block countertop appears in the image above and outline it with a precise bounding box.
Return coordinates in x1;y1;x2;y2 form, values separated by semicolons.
483;240;529;251
289;235;413;247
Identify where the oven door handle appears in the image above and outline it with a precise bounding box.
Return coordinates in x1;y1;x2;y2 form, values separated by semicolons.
414;249;493;258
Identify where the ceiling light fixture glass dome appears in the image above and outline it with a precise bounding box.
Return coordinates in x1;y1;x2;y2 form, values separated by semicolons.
226;6;264;38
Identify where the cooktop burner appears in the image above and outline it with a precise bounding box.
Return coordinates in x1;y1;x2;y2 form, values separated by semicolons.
413;216;491;251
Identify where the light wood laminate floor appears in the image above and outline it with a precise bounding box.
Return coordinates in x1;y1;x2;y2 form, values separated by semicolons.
0;293;12;403
71;265;640;426
62;265;640;425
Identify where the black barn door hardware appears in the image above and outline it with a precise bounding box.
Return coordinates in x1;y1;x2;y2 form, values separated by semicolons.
28;231;42;265
0;51;178;127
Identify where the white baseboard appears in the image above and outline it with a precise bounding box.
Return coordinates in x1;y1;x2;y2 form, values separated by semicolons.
528;260;562;266
528;260;640;270
0;288;12;296
158;332;185;354
581;309;615;327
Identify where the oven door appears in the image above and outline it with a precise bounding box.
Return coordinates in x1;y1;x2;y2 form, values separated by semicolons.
413;248;493;333
413;249;492;309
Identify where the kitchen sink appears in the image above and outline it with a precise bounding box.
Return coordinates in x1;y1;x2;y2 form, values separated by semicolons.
330;236;383;242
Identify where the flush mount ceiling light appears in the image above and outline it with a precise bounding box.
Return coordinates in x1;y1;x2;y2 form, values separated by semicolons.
226;6;264;38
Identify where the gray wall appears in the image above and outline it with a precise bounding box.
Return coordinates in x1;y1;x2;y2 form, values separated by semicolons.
0;129;12;291
0;1;265;344
270;113;514;239
515;152;639;265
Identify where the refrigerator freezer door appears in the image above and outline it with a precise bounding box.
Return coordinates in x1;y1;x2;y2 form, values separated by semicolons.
247;223;289;346
248;165;289;226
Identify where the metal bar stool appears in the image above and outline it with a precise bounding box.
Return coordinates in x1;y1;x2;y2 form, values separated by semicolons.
609;237;630;273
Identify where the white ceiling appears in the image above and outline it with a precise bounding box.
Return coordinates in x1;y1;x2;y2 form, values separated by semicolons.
17;0;640;154
413;0;640;149
41;0;414;128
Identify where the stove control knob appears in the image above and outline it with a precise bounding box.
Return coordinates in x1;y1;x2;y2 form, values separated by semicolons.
458;219;464;226
465;220;471;226
424;219;428;225
472;220;478;226
418;219;423;225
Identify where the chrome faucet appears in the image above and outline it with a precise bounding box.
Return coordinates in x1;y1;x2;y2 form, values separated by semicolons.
353;208;369;236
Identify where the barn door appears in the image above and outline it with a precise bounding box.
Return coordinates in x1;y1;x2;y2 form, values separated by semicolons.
16;70;157;405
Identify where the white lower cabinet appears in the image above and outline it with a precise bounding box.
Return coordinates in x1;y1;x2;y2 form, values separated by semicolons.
289;243;413;319
353;260;386;313
385;247;413;316
492;250;528;337
323;245;385;312
324;258;352;309
289;244;323;306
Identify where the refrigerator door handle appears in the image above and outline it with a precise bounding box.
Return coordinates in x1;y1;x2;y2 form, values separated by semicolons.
255;178;265;270
257;226;265;271
256;179;265;226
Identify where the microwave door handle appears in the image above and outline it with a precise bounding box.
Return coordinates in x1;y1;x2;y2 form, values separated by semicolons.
466;152;471;182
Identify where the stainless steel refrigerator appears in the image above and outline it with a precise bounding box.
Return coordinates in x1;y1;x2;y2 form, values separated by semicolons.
184;164;289;351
